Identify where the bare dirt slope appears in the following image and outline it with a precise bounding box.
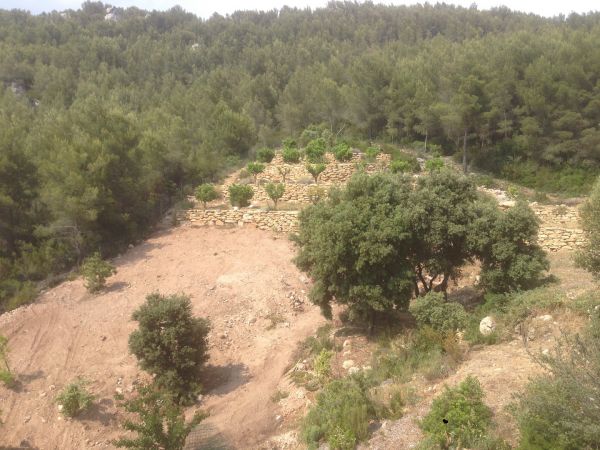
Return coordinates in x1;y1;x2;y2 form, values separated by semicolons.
0;224;324;450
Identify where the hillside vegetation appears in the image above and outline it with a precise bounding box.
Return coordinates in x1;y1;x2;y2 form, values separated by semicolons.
2;3;600;309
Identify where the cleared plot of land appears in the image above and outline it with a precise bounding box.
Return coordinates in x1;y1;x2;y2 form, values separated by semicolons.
0;225;324;450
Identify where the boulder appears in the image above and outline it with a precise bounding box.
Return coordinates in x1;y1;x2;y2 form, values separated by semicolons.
342;360;355;370
479;316;496;336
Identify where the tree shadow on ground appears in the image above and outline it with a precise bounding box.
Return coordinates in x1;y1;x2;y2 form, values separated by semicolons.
79;397;116;426
185;423;232;450
0;440;41;450
8;370;45;393
201;363;250;396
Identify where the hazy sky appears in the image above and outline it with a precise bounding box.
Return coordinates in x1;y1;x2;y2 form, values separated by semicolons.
1;0;598;19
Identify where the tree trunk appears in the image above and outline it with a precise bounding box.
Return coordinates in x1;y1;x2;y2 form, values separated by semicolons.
462;128;468;174
424;129;428;153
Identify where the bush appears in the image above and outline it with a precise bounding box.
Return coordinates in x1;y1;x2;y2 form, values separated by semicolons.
56;379;95;417
256;147;275;163
409;292;468;334
314;348;334;382
390;153;420;173
0;335;15;388
114;383;206;450
390;160;412;173
514;315;600;449
228;184;254;207
265;183;285;210
302;377;376;449
333;143;353;162
365;146;380;162
305;138;327;163
80;252;116;293
421;376;492;448
282;137;297;149
128;293;210;403
194;184;219;209
282;147;301;163
425;157;444;171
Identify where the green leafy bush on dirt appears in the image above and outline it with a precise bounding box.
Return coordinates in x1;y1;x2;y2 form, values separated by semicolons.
80;252;116;293
409;292;468;334
55;378;95;417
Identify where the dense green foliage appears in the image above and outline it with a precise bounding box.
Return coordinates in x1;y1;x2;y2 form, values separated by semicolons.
294;171;547;323
128;293;210;403
514;314;600;449
246;162;265;184
409;292;468;334
114;384;206;450
576;176;600;279
302;376;376;450
264;182;285;210
1;2;597;312
256;147;275;163
333;143;353;162
305;138;327;163
228;184;254;207
420;376;493;449
55;378;95;417
194;184;219;209
80;252;116;293
0;334;14;388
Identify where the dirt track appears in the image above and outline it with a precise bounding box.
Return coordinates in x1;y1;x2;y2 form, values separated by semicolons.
0;224;324;449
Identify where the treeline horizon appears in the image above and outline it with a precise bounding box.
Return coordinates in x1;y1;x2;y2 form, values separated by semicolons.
1;1;600;310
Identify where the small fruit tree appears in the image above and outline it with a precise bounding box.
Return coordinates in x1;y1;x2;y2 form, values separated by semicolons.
194;184;218;209
306;163;326;184
265;183;285;210
247;162;265;185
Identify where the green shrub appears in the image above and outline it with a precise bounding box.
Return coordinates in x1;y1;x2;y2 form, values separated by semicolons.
390;160;412;173
256;147;275;163
421;376;492;448
305;138;327;163
276;165;291;183
1;280;37;312
314;349;334;382
80;252;116;293
425;157;444;171
333;143;353;162
282;137;297;149
246;161;265;184
265;183;285;210
300;324;337;355
506;184;523;200
409;292;468;334
56;378;95;417
228;184;254;207
0;335;15;388
514;315;600;449
282;147;301;163
576;176;600;279
302;377;376;449
306;163;326;184
194;184;219;209
129;293;210;403
114;383;206;450
365;146;380;162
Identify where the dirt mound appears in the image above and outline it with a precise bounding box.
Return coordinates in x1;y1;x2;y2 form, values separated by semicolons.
0;224;324;449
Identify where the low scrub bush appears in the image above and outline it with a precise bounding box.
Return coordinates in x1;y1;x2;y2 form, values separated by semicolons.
80;253;116;293
256;147;275;163
228;184;254;207
409;292;468;334
420;376;493;448
305;138;327;163
302;377;376;450
265;183;285;210
314;348;334;382
425;157;444;171
246;162;265;184
513;315;600;449
56;378;95;417
282;147;301;163
333;143;353;162
307;185;327;204
364;146;380;162
282;137;297;149
0;335;15;388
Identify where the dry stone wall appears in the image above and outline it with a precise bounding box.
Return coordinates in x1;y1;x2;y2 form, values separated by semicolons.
181;209;299;233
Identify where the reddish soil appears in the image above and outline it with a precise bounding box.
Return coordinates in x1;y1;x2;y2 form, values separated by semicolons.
0;224;325;450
